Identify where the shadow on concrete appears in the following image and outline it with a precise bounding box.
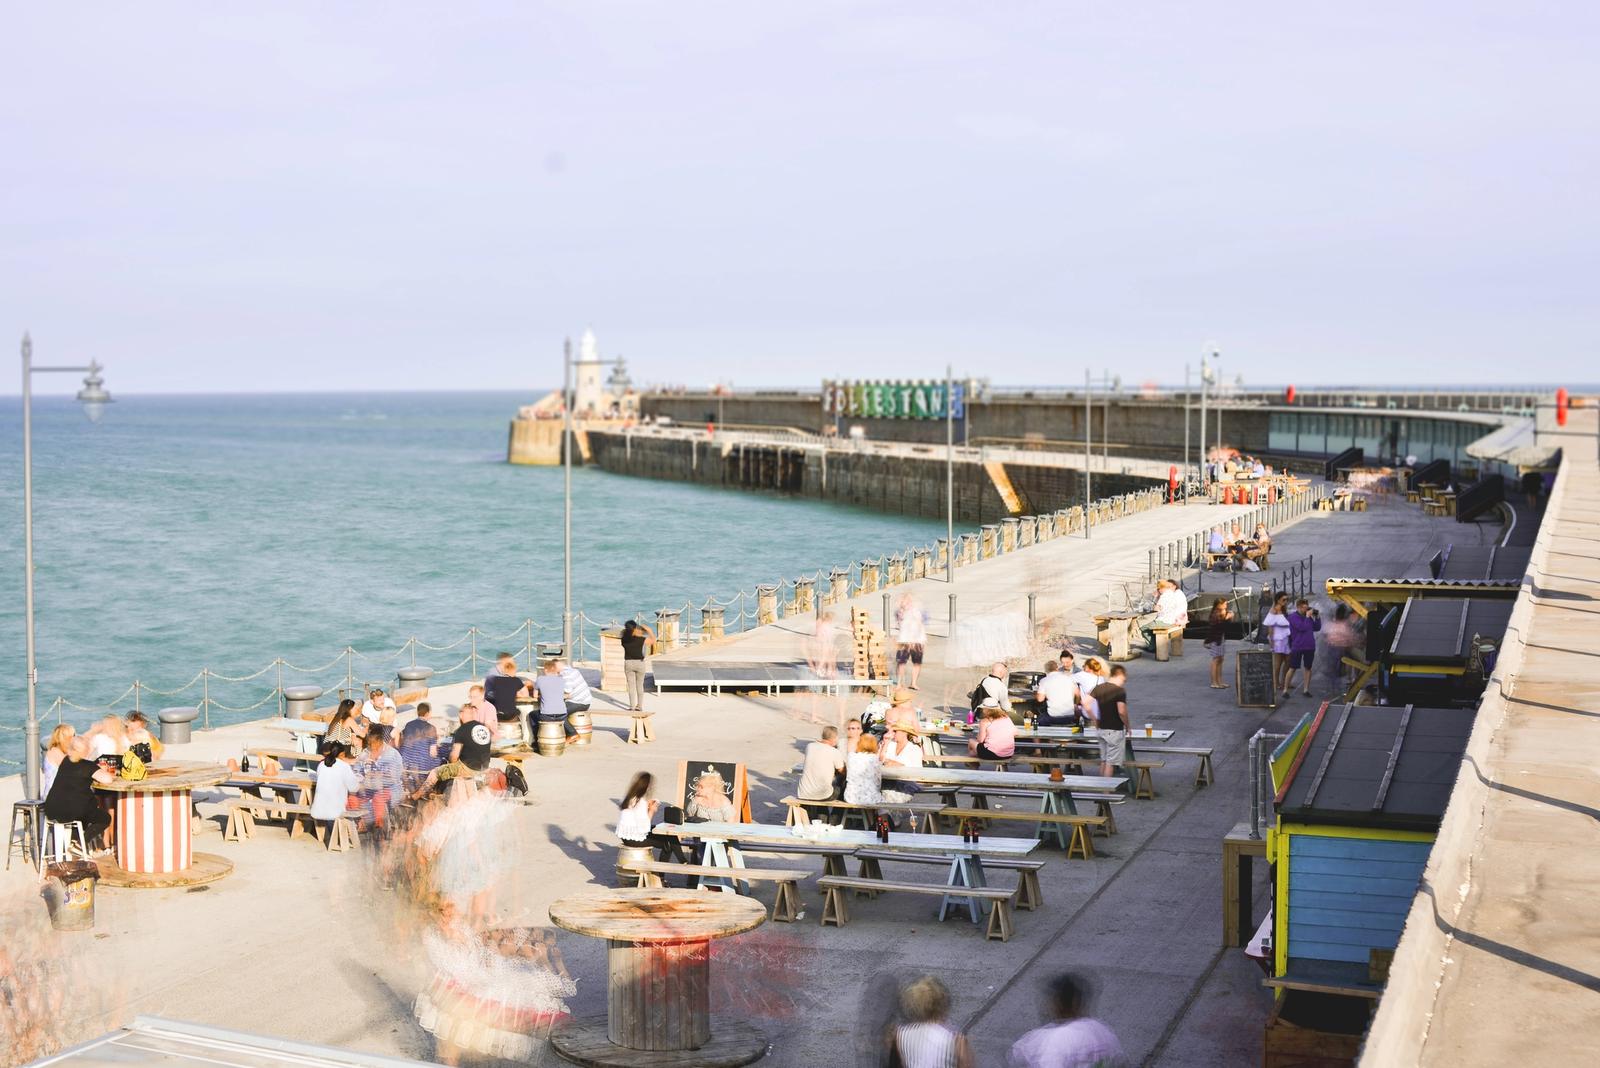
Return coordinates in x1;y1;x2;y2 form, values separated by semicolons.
543;823;614;884
1419;880;1600;994
1466;756;1600;823
1505;693;1600;719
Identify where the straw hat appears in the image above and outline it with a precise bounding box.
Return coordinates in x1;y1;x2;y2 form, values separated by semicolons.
890;689;916;706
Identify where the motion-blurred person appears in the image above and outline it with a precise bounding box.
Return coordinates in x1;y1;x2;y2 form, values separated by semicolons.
886;975;974;1068
894;593;930;690
1007;972;1127;1068
1205;600;1234;689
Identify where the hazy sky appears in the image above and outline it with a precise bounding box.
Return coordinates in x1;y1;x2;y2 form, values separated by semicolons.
3;3;1595;394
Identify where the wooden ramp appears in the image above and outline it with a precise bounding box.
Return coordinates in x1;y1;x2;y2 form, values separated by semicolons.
984;460;1026;514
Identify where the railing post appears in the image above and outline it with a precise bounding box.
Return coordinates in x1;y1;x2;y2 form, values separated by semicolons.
133;680;141;714
276;659;285;718
471;628;480;679
524;620;534;669
203;669;212;729
949;593;958;634
53;696;62;724
345;648;354;697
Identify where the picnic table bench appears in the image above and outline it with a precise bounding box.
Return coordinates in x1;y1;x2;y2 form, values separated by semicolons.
223;798;359;851
939;806;1105;859
615;858;808;922
1125;760;1166;799
588;709;656;743
818;876;1020;941
852;850;1047;910
1138;746;1215;786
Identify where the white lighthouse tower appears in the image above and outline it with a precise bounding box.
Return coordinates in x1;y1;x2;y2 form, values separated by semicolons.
573;327;605;417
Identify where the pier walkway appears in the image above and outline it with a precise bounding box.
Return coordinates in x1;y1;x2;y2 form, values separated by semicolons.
0;490;1497;1066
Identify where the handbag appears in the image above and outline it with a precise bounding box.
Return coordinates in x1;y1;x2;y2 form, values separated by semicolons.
120;750;148;781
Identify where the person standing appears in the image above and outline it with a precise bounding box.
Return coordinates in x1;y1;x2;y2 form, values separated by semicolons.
398;702;443;792
1205;600;1234;689
894;593;929;690
1322;604;1359;691
619;620;656;712
1007;973;1127;1068
1283;599;1322;697
1088;667;1129;779
1261;594;1294;694
807;611;840;678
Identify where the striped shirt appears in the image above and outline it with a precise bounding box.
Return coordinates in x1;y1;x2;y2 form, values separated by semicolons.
895;1022;960;1068
560;666;593;706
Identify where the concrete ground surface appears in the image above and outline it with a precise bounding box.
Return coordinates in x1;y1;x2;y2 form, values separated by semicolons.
0;492;1475;1067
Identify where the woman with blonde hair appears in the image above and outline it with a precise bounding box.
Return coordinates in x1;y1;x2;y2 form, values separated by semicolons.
41;724;76;799
886;975;973;1068
1071;657;1108;725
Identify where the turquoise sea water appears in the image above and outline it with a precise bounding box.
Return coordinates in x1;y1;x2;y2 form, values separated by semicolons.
0;392;943;768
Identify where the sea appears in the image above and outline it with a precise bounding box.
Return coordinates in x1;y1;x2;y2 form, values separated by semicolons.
0;392;944;768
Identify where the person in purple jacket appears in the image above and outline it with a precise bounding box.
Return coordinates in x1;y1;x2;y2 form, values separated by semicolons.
1283;598;1322;697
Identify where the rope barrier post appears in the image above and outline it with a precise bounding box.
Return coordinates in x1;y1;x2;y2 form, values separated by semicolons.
470;628;479;679
202;670;211;729
276;660;284;718
133;680;141;714
345;648;354;699
53;696;62;724
524;620;534;669
411;638;417;668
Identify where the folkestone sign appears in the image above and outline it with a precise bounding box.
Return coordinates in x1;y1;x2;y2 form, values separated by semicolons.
822;379;966;420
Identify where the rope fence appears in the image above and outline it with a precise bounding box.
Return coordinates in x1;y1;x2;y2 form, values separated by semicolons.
14;486;1167;747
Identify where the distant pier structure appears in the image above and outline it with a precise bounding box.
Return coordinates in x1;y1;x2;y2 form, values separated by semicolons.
506;329;639;465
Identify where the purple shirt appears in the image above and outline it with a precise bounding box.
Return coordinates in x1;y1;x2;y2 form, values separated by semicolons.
1288;610;1321;653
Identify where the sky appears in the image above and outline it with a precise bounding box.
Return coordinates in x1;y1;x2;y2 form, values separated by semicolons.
2;2;1596;394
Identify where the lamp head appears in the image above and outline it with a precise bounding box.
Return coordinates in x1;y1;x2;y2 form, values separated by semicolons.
76;361;112;423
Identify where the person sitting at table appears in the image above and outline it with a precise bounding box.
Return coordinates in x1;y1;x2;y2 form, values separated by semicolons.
123;711;161;764
1071;657;1107;726
457;684;489;727
399;702;443;790
85;715;127;761
558;659;593;717
684;767;737;823
1251;457;1266;478
970;706;1016;764
362;687;397;725
323;700;364;752
886;689;920;731
797;725;846;819
835;718;864;798
43;736;115;849
1034;660;1080;726
616;771;690;867
356;728;406;833
843;735;885;807
1244;523;1272;565
1140;579;1190;651
311;743;361;845
41;724;76;800
880;724;924;812
484;653;535;725
971;662;1011;724
531;659;576;740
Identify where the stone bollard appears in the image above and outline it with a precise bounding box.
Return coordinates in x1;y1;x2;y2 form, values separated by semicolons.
756;585;778;626
913;547;931;579
157;706;200;746
655;608;682;650
859;559;880;594
828;567;850;606
700;602;725;641
1001;517;1019;552
793;577;816;616
887;553;906;585
282;685;323;721
961;532;980;565
1019;516;1036;547
980;525;998;559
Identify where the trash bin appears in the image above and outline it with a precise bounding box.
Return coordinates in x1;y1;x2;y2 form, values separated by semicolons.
157;706;199;745
41;860;99;932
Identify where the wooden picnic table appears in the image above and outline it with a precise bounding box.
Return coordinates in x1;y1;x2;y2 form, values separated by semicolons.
655;820;1038;925
260;718;328;755
882;765;1124;809
547;888;767;1066
249;747;324;766
95;761;231;878
1092;610;1145;662
224;772;315;804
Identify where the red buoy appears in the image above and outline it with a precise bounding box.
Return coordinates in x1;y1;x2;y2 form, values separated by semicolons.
1285;384;1297;404
1556;387;1569;427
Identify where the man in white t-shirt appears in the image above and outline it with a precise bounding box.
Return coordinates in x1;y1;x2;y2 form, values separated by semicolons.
1034;660;1081;726
362;688;397;725
797;725;846;818
893;594;929;690
1142;579;1190;650
973;663;1012;723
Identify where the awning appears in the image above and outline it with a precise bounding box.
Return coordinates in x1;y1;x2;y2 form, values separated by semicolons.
1465;417;1559;469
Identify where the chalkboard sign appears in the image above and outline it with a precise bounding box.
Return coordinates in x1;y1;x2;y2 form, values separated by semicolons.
1236;646;1278;708
675;760;752;822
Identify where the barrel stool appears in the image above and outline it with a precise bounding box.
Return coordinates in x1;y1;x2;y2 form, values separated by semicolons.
535;718;567;757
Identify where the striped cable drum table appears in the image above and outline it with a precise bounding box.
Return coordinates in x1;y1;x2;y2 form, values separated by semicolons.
94;762;233;885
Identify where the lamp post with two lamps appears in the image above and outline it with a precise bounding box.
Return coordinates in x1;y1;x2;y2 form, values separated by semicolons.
20;333;112;799
561;337;625;658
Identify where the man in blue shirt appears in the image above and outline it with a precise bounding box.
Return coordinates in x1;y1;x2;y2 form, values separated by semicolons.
531;659;575;740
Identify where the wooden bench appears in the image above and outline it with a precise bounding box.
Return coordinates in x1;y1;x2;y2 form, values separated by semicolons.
852;850;1047;910
589;709;655;743
1150;624;1185;661
1124;760;1166;800
1138;746;1215;787
726;841;853;878
1073;793;1123;835
939;806;1106;859
816;875;1019;941
224;799;359;851
781;795;944;833
954;785;1118;837
1203;551;1235;571
616;859;809;922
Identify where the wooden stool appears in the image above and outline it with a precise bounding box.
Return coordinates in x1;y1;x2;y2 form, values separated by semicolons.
7;799;45;871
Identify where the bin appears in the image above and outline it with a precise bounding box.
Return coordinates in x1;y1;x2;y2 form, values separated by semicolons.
41;860;99;932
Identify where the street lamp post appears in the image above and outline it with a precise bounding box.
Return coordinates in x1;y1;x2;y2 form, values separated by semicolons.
945;365;954;582
20;333;111;800
562;338;625;658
